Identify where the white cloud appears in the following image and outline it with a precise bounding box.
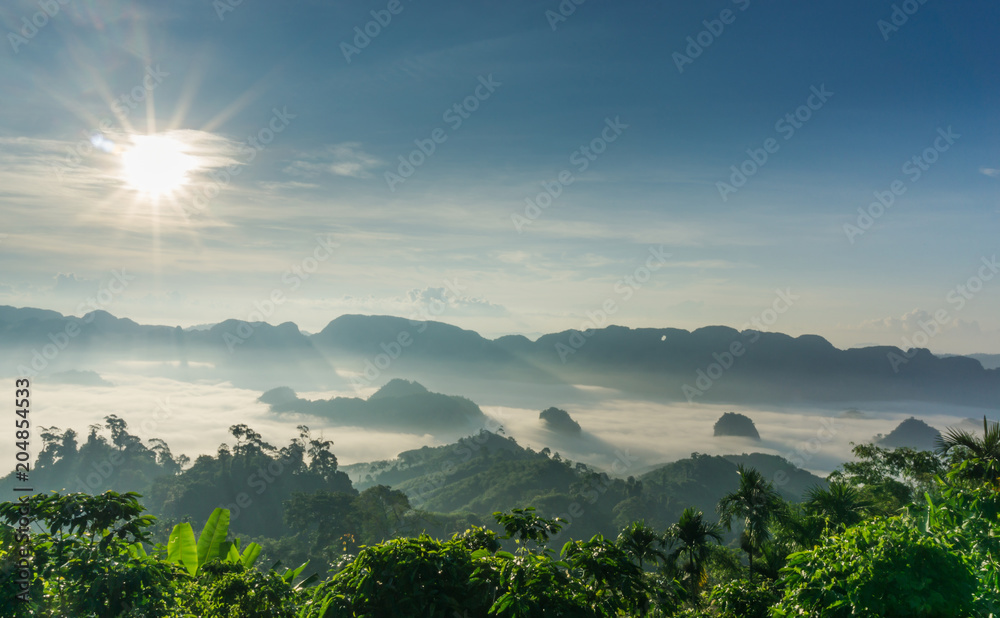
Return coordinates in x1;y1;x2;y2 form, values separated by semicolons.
306;287;508;319
258;181;321;192
283;142;381;179
52;273;98;295
980;167;1000;178
407;287;509;317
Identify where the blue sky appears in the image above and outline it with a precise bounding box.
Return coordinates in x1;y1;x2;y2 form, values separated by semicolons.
0;0;998;352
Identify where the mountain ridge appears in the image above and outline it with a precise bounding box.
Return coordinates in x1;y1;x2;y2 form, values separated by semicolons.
2;305;997;407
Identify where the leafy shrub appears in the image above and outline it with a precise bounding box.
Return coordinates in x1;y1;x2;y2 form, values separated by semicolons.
774;516;978;617
301;535;496;617
708;578;778;618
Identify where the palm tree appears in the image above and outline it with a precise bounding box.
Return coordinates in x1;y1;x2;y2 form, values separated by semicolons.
665;507;724;600
616;521;668;570
752;539;793;581
804;482;872;531
936;416;1000;482
717;465;786;581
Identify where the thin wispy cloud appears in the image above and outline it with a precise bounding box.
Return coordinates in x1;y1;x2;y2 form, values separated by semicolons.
284;142;381;179
305;287;508;318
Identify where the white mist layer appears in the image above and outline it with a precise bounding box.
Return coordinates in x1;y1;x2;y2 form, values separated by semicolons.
3;374;995;479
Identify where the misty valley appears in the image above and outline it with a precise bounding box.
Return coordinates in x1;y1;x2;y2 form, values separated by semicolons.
2;305;999;616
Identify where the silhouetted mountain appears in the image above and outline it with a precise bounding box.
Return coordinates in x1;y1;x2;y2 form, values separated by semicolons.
3;306;999;407
0;306;330;389
875;417;941;451
369;378;428;400
258;386;298;406
713;412;760;440
259;380;486;433
540;407;582;435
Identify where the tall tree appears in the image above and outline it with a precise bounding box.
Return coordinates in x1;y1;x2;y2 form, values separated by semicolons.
827;443;943;514
717;465;785;581
616;521;668;571
665;507;724;600
804;482;872;531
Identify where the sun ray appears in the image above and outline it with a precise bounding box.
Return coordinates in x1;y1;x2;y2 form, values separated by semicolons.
200;66;284;133
166;60;209;133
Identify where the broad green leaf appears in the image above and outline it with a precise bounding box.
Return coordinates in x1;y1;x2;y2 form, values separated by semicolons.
167;522;198;576
240;541;262;568
226;542;240;563
295;572;320;590
196;507;230;568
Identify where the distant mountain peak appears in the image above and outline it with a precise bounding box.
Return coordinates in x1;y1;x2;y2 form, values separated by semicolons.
713;412;761;440
81;309;116;323
539;407;582;435
259;386;298;407
370;379;429;400
875;417;940;451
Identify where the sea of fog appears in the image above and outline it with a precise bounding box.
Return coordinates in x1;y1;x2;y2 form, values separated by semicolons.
3;370;997;479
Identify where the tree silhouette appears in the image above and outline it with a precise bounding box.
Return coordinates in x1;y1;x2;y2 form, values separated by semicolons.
665;507;724;599
804;482;872;531
616;521;668;570
717;465;785;581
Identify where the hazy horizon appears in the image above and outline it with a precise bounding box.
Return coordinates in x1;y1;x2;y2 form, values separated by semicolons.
5;303;1000;358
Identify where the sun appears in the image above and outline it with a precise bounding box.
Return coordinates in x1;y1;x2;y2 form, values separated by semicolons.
121;134;196;198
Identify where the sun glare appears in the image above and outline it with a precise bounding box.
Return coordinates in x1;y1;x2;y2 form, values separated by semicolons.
121;134;195;198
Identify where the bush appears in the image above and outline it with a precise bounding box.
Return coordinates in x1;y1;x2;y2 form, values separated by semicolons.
774;516;977;617
708;579;778;618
